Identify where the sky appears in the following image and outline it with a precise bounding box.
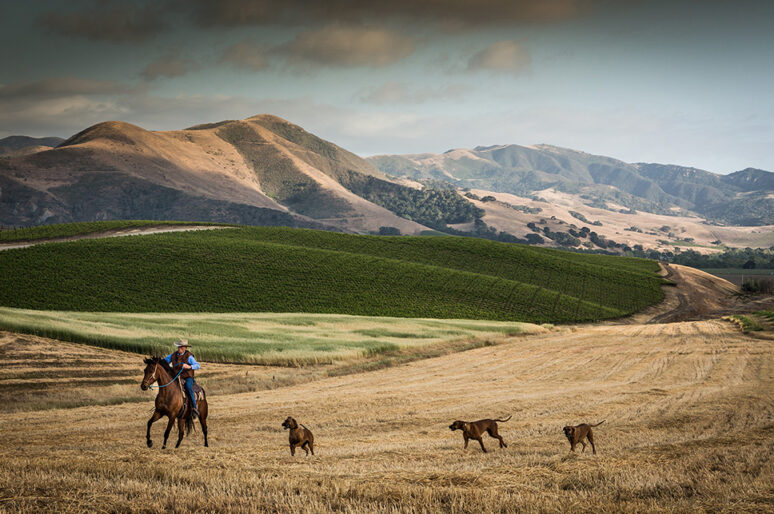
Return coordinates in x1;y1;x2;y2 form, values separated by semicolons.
1;0;772;173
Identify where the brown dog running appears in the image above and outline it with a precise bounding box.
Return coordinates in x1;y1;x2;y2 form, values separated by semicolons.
449;415;511;453
563;420;605;454
282;416;315;456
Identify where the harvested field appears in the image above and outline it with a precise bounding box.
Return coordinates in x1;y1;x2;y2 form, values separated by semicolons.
1;319;773;512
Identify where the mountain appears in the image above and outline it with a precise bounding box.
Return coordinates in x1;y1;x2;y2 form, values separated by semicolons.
368;145;774;226
0;135;64;157
0;116;439;233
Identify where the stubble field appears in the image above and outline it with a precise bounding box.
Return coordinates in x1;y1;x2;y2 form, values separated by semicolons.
1;318;772;512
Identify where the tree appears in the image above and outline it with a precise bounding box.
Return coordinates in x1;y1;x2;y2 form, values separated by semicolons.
378;226;401;236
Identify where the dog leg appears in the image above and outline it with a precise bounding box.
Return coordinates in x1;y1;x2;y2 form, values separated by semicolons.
581;440;587;453
309;441;314;456
463;434;469;449
488;428;507;448
290;443;296;456
588;431;596;455
477;438;487;453
302;441;310;456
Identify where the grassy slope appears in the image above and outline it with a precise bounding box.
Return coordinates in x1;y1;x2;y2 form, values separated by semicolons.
0;227;663;324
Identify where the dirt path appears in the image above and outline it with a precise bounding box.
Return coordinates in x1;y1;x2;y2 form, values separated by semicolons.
614;262;774;324
0;224;229;251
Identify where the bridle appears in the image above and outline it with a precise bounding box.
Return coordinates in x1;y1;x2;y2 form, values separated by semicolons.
143;361;184;390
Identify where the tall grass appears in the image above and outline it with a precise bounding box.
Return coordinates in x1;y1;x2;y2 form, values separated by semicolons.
0;307;542;365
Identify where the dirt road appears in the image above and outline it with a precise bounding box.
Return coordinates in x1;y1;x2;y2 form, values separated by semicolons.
0;224;228;251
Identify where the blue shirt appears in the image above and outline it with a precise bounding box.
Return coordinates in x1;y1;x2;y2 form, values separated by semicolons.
164;352;201;370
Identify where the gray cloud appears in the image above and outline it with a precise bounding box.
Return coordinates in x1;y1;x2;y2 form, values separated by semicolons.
276;26;415;68
190;0;591;28
360;82;471;104
468;40;531;74
141;52;196;80
0;80;130;136
41;2;166;42
0;77;133;99
219;40;269;71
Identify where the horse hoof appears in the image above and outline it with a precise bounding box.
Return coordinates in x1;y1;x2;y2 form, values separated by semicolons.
204;443;209;447
147;440;152;448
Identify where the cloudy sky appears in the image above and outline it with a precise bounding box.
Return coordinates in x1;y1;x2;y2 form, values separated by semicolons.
1;0;772;172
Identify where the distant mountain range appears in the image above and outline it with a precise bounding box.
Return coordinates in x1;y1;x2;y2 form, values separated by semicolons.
368;145;774;226
1;116;772;254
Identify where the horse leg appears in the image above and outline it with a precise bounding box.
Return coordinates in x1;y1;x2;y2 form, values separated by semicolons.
175;416;185;448
162;415;176;449
146;411;162;448
199;409;208;447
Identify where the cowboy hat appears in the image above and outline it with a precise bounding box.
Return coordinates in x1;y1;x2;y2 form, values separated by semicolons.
174;338;191;347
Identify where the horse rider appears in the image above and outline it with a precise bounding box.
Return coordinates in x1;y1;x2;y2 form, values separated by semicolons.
164;338;201;418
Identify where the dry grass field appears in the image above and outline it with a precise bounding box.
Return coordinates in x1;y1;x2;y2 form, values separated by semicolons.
1;316;773;512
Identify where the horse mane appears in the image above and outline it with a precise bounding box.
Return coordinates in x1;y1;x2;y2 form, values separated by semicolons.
145;355;175;377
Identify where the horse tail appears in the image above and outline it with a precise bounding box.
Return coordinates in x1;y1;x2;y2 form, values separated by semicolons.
185;408;196;435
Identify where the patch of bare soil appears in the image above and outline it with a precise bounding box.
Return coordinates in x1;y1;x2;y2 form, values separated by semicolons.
617;262;774;324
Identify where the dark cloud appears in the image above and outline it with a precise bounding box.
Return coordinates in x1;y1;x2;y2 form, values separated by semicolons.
0;78;133;136
0;77;133;99
468;40;531;74
190;0;591;28
360;82;470;104
40;2;166;42
141;52;196;80
276;26;415;68
219;40;269;71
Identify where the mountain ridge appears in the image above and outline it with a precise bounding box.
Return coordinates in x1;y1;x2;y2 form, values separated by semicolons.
368;144;774;226
0;115;428;233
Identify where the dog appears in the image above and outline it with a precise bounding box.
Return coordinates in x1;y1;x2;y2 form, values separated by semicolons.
563;420;605;454
282;416;314;456
448;415;511;453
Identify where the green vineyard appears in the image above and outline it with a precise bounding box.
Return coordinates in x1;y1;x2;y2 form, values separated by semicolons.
0;225;666;323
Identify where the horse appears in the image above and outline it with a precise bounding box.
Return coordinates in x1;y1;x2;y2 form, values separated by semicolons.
140;356;209;449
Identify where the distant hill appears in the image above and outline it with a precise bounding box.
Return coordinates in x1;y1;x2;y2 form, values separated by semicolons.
369;145;774;226
1;116;478;233
0;135;64;156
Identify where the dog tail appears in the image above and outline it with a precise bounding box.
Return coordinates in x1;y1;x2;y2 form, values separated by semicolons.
301;424;310;431
591;420;605;427
495;414;512;423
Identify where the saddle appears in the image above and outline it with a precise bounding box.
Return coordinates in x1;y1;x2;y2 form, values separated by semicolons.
176;379;206;417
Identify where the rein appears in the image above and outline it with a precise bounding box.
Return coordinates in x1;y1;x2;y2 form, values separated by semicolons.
148;362;184;389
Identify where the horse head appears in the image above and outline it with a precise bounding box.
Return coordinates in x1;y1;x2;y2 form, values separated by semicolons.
141;356;161;390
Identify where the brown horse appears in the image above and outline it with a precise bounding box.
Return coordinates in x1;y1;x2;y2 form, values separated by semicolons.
141;356;209;449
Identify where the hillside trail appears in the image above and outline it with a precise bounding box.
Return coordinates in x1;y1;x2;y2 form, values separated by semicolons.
0;224;229;251
611;262;774;324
